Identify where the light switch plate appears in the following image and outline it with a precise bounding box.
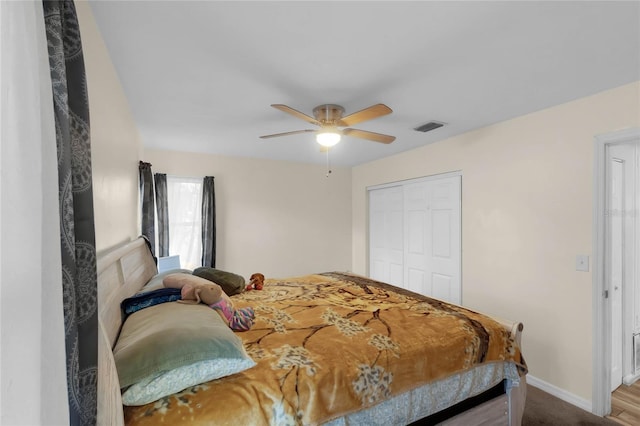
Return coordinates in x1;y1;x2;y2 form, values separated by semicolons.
576;255;589;272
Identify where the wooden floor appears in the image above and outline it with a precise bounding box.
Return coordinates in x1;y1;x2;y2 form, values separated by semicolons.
607;380;640;425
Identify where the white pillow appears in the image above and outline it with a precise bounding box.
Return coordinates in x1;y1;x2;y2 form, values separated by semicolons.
122;355;256;406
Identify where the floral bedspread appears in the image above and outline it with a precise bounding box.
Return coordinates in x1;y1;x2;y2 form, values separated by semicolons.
124;273;527;425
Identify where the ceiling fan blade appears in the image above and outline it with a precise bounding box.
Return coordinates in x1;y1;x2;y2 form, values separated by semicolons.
271;104;321;126
338;104;392;127
259;129;316;139
342;128;395;144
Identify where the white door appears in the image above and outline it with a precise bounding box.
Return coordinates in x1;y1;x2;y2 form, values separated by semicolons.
369;185;404;287
608;157;624;391
369;174;461;304
404;181;429;295
592;131;639;417
428;176;461;304
606;142;639;391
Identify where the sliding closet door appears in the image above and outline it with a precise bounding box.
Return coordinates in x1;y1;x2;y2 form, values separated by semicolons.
404;181;429;293
427;176;461;304
368;174;461;304
369;185;404;287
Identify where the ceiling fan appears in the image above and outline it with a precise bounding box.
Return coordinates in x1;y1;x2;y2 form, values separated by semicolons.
260;103;396;148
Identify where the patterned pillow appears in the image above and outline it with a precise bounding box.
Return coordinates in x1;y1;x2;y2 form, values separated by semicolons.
113;302;254;405
121;288;182;317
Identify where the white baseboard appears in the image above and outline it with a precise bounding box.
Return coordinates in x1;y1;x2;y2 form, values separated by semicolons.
623;372;640;386
527;375;593;413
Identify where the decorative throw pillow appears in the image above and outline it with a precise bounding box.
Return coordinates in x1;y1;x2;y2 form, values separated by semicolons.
121;288;182;317
192;267;245;296
113;302;254;404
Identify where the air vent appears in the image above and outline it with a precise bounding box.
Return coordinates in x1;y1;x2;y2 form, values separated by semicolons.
414;121;446;133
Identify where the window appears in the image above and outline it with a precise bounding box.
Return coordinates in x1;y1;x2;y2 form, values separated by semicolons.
167;176;203;270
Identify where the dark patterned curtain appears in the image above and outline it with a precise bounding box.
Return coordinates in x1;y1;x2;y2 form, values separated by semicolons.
43;1;98;424
154;173;170;257
139;161;156;256
201;176;216;267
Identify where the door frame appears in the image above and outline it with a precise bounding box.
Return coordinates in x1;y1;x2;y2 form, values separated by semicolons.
592;127;640;416
366;170;462;192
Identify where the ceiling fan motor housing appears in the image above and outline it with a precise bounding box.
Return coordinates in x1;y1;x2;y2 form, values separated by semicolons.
313;104;345;125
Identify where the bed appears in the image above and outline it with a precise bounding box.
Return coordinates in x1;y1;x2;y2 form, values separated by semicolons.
97;237;527;425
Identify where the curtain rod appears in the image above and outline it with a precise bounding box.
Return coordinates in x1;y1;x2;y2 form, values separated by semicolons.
156;173;214;180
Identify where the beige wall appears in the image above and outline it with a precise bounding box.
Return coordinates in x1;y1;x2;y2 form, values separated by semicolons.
352;81;640;402
77;1;141;255
144;149;352;279
78;0;352;279
73;2;640;402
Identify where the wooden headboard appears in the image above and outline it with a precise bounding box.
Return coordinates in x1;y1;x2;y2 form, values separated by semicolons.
97;238;157;426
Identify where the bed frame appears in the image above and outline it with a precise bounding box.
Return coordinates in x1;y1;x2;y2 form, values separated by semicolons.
96;238;526;425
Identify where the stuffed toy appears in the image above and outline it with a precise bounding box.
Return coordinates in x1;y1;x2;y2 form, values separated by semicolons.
245;273;265;291
163;273;222;305
163;273;255;331
208;294;255;332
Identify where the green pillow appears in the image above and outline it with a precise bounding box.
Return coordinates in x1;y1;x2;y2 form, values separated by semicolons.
113;302;252;389
192;267;245;296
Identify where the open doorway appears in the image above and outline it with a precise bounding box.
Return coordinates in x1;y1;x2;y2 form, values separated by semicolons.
593;128;640;416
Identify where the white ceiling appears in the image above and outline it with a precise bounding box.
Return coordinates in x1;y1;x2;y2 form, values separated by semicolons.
89;1;640;167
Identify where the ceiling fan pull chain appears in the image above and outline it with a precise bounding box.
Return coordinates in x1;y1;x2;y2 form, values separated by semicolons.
326;149;332;177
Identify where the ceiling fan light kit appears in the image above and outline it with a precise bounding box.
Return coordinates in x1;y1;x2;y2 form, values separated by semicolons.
260;103;396;148
316;129;341;147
